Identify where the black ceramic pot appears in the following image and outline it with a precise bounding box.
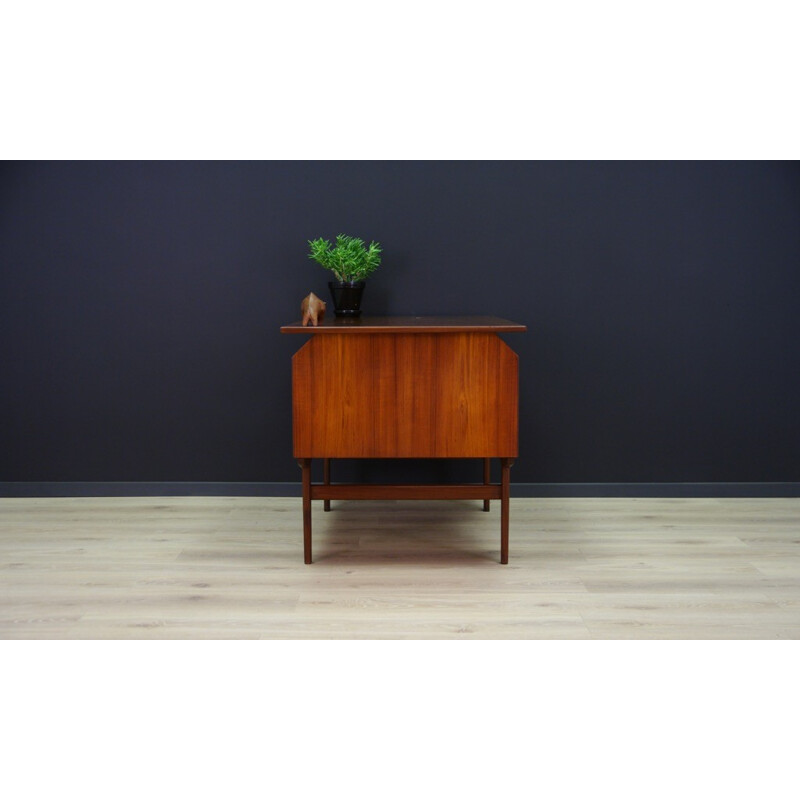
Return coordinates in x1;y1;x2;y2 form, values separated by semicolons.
329;280;365;317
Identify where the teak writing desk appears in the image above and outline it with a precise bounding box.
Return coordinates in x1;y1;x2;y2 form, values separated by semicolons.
280;316;526;563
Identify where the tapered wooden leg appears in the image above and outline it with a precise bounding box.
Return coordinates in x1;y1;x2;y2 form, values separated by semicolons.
323;458;331;511
500;458;514;564
483;458;491;511
299;458;312;563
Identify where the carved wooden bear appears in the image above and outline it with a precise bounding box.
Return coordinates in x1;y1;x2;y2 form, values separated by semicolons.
301;292;326;327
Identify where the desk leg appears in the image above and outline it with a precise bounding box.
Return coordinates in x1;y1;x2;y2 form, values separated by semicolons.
299;458;312;564
500;458;514;564
323;458;331;511
483;458;491;511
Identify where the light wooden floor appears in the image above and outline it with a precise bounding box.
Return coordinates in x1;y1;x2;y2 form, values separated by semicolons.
1;496;798;639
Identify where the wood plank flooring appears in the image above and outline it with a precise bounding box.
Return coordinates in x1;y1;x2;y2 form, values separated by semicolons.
1;497;799;639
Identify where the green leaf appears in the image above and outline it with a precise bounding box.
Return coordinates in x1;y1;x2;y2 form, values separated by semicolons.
307;232;382;281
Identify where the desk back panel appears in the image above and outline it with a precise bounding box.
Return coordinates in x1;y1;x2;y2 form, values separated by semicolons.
292;332;519;458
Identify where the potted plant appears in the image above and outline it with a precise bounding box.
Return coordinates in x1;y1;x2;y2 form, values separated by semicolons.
308;234;382;317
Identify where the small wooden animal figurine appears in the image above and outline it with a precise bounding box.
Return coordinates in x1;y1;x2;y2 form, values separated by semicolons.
301;292;326;326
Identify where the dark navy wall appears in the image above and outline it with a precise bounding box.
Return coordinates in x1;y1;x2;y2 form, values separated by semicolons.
1;161;799;488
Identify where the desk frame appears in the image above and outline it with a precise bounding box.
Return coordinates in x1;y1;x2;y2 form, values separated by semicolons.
281;316;525;564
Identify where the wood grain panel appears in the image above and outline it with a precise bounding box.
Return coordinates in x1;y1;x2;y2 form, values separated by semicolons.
394;333;436;457
292;332;519;458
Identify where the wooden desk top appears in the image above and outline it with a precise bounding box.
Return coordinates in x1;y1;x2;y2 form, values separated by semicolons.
280;315;526;334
